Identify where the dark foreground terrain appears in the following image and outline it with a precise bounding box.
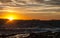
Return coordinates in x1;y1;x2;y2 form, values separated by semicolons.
0;19;60;38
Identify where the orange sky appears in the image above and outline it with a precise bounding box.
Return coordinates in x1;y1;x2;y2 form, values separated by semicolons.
0;8;60;20
0;0;60;20
0;12;60;20
0;12;32;20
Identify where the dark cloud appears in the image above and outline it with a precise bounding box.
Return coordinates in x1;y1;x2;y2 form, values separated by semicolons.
34;0;60;5
0;0;12;3
46;0;60;5
34;0;44;3
0;0;60;5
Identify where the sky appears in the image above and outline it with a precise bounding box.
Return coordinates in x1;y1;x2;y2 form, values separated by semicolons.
0;0;60;20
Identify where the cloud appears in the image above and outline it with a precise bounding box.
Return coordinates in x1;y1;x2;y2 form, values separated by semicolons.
33;0;60;5
0;0;60;6
0;0;60;13
0;0;12;3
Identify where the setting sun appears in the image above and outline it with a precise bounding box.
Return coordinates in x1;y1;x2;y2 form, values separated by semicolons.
3;13;18;20
0;12;31;20
8;17;14;21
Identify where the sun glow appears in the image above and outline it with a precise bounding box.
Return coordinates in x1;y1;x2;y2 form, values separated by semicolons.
0;13;31;20
3;13;19;20
0;9;31;20
8;17;14;21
